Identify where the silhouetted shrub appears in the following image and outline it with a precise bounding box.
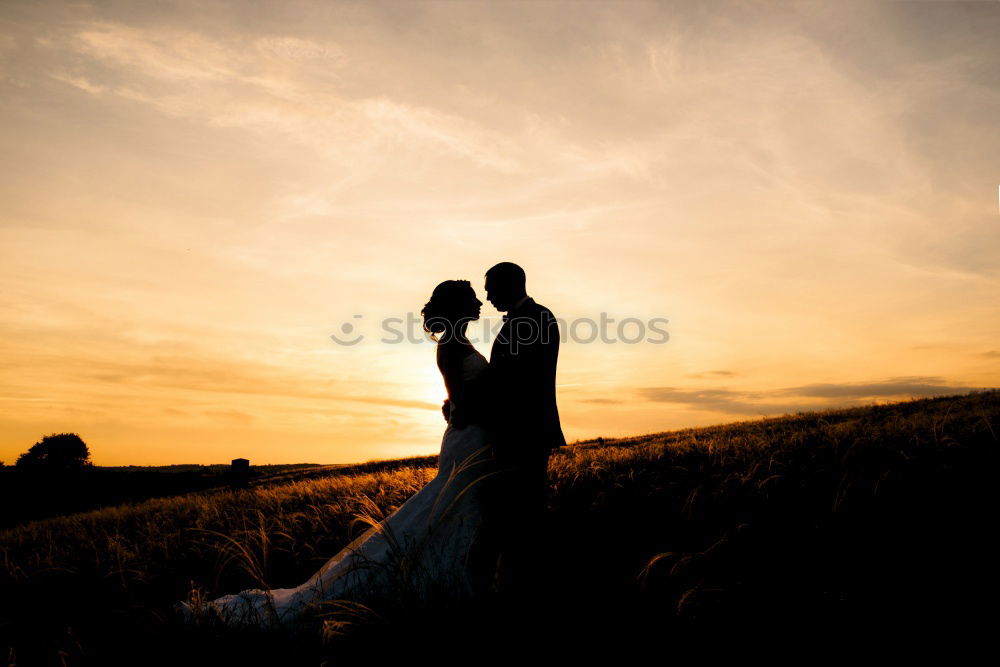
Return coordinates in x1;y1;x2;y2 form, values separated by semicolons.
15;433;92;469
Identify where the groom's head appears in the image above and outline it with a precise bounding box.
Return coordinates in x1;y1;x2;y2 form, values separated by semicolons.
484;262;527;312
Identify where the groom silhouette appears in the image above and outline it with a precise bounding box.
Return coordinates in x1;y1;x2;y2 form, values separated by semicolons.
440;262;564;594
481;261;566;592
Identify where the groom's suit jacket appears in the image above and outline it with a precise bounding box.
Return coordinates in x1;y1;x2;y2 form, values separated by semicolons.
487;297;567;454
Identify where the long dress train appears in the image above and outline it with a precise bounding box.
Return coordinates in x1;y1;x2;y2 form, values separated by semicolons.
175;351;497;632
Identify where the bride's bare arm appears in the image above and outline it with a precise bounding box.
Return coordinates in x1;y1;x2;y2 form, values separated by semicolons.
437;343;467;423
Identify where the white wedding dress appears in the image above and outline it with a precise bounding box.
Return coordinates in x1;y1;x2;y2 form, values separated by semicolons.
176;350;497;632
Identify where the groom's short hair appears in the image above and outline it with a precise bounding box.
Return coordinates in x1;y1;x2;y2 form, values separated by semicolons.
485;262;526;288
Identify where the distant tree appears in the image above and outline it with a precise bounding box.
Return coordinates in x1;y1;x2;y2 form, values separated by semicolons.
15;433;92;469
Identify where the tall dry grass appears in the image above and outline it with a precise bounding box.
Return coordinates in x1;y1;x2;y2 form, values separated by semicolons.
1;390;997;664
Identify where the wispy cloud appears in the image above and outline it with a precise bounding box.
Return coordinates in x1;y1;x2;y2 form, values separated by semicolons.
638;376;985;415
45;21;527;173
785;377;981;400
91;354;440;411
637;386;810;415
2;0;999;463
685;370;736;379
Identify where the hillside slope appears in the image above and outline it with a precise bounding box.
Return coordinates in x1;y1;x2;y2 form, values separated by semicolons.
1;390;997;663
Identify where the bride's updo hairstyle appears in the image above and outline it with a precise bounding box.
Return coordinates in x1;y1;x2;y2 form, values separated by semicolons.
421;279;476;342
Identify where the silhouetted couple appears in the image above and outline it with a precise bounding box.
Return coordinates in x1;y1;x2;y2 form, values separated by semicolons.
177;262;565;632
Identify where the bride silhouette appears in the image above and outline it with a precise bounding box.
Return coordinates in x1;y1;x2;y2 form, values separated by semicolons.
175;280;500;632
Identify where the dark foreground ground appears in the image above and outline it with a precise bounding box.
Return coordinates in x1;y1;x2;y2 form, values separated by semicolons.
1;390;996;664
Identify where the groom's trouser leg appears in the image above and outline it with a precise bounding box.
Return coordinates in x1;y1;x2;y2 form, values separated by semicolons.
523;449;551;589
495;447;550;597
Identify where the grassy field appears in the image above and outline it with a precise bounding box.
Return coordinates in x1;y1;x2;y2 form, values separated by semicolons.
0;463;331;529
1;390;997;664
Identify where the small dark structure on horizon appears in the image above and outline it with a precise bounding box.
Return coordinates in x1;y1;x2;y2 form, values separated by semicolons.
230;458;250;489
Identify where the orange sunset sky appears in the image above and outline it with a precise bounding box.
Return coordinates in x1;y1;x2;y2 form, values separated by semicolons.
1;0;998;466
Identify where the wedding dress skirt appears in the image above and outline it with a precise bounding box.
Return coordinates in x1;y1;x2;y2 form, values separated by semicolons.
176;355;496;632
